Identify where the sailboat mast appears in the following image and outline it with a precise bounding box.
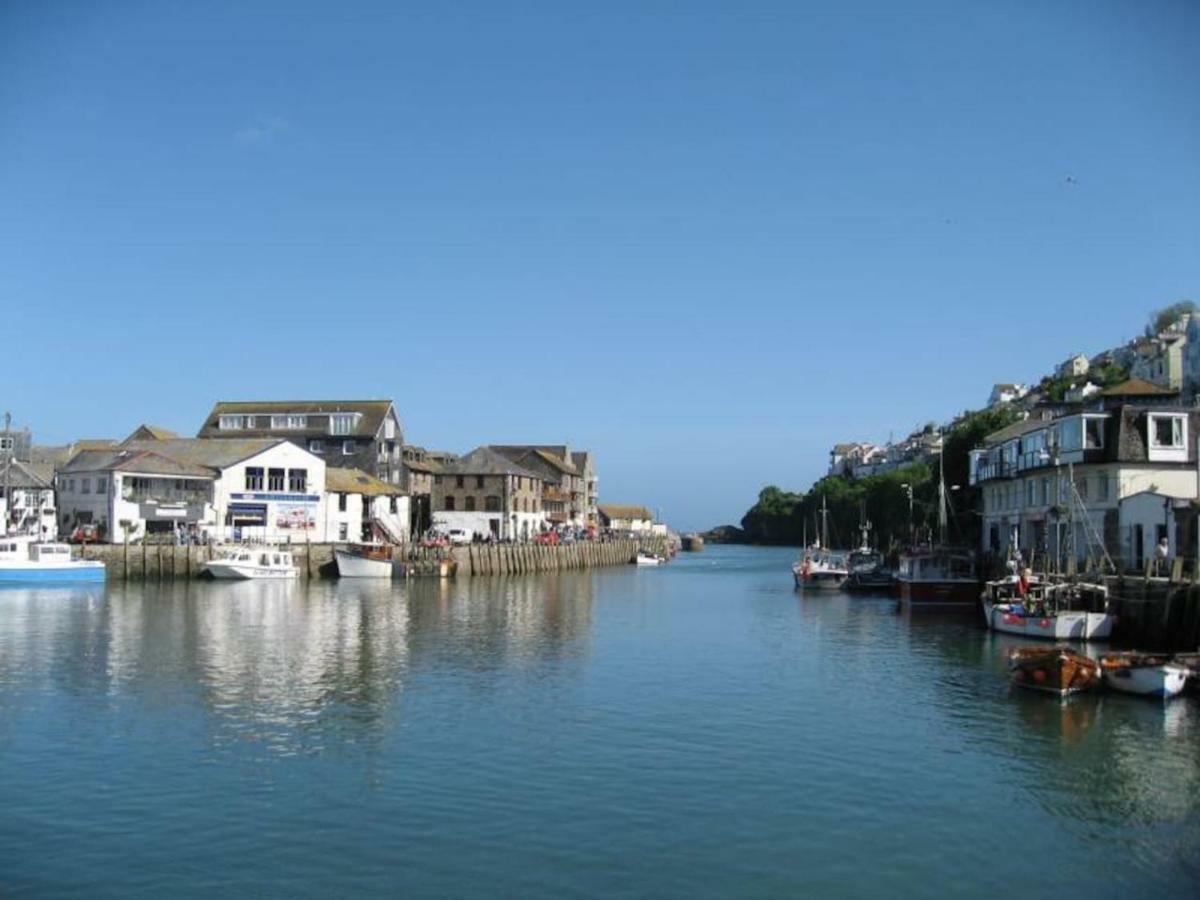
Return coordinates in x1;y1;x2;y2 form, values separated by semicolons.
938;452;948;545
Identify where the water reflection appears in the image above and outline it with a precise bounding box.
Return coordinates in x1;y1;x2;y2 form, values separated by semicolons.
0;573;595;757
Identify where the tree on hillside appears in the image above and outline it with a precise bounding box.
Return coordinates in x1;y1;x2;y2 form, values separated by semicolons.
1147;300;1196;336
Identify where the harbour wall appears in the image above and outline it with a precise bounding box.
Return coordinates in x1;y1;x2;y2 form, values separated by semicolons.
73;538;668;581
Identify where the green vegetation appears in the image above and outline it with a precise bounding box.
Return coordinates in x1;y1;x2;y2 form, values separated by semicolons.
1147;300;1196;336
738;406;1021;554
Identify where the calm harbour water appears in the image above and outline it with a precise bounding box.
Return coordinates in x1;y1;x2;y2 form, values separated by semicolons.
1;545;1197;898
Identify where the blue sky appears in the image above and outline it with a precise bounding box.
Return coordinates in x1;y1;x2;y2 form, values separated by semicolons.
2;1;1198;530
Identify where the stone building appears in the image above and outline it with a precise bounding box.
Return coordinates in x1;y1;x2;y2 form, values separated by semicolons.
488;445;588;527
431;446;548;541
198;400;405;487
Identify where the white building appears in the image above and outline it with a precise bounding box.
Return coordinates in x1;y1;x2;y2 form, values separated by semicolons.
970;385;1197;572
324;467;409;544
987;383;1029;407
598;504;656;533
1;458;57;539
1057;353;1090;379
1064;381;1101;403
57;438;331;544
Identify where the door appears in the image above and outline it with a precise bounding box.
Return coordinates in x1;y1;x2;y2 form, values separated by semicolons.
1133;524;1144;572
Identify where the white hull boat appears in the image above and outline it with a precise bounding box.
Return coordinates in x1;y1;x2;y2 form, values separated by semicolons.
983;601;1114;640
1100;654;1190;699
0;537;105;584
203;546;299;580
334;545;394;578
635;552;664;566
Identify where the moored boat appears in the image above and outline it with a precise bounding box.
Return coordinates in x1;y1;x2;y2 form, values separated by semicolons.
635;551;665;566
981;577;1113;641
0;536;106;584
1008;645;1101;696
897;547;979;610
792;550;849;590
202;545;299;580
334;543;394;578
1099;652;1189;699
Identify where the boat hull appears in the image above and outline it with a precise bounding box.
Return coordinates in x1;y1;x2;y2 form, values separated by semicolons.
898;579;979;610
334;549;394;578
983;601;1113;641
1101;658;1189;698
1008;647;1101;695
0;563;106;584
202;561;298;580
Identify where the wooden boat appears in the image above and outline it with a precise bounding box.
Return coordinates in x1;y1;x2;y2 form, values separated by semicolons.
202;545;298;580
1008;646;1100;696
981;577;1113;641
1099;652;1190;699
334;543;394;578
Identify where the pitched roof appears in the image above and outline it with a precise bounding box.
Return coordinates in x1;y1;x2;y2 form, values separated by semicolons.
120;438;285;469
980;416;1049;447
60;448;216;478
0;458;52;489
488;445;580;475
123;424;179;442
598;504;654;522
1101;378;1177;398
403;458;442;475
441;446;547;480
198;400;397;439
325;467;405;496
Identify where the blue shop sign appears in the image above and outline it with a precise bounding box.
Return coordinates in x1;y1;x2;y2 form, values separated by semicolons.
230;493;320;503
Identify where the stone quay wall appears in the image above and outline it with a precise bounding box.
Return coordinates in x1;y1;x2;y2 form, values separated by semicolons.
73;538;669;581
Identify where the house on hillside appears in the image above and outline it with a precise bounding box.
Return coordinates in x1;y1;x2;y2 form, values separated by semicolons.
988;384;1028;407
1057;353;1090;379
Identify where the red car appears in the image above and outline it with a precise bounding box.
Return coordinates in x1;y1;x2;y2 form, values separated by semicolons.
535;532;559;546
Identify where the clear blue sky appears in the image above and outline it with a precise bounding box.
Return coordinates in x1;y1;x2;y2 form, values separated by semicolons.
3;1;1198;530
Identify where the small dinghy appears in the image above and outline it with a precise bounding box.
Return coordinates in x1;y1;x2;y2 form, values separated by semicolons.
635;551;665;566
1008;646;1100;696
1099;652;1190;699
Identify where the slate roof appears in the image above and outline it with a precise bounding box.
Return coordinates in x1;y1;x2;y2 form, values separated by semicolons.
488;445;580;476
326;467;405;496
598;504;653;522
60;448;216;478
979;416;1047;447
123;424;180;442
120;438;284;469
0;458;52;489
441;446;547;481
198;400;397;439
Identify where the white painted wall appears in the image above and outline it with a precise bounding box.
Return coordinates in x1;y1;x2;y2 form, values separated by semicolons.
433;509;546;540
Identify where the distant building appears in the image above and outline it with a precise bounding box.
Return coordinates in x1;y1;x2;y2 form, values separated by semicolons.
198;400;405;486
572;451;599;528
324;467;409;544
988;383;1029;407
1064;382;1101;403
431;446;549;541
1131;333;1187;391
123;424;180;443
489;445;589;527
1056;353;1090;379
1;458;56;539
597;504;655;533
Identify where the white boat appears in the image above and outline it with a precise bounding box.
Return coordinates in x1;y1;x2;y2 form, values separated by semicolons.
334;544;394;578
982;578;1113;640
202;546;299;580
0;536;106;584
635;551;665;566
792;549;849;590
1100;653;1190;699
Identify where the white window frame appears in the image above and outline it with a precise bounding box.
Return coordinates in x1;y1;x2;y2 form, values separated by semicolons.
343;440;357;455
1149;414;1186;449
271;414;308;430
329;414;360;436
309;439;325;453
218;415;244;430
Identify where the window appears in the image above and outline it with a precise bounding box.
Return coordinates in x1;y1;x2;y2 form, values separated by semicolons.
218;415;244;430
336;492;348;512
329;414;358;435
1026;481;1034;507
288;468;307;492
81;478;91;494
245;467;264;491
268;468;285;491
0;436;13;451
1150;415;1185;448
389;497;397;514
1084;418;1104;450
434;475;442;485
444;496;456;511
1098;474;1110;501
338;523;349;541
455;475;464;488
485;495;501;512
1040;478;1049;505
1077;477;1088;500
97;477;107;493
309;440;325;453
342;441;357;455
465;496;476;511
476;475;484;489
271;414;307;429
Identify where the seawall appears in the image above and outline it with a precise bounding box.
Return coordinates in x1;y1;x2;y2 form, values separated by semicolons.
73;538;669;581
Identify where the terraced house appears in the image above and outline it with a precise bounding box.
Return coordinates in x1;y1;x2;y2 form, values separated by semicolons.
198;400;405;487
970;379;1197;573
488;445;589;527
431;446;548;541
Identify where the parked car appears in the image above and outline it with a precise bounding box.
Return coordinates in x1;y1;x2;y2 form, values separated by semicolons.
535;531;559;546
446;528;472;546
69;523;100;544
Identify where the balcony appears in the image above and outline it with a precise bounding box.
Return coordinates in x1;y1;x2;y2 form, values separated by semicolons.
122;488;210;505
544;487;571;502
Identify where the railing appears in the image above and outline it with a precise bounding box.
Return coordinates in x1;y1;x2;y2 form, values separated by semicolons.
122;489;209;505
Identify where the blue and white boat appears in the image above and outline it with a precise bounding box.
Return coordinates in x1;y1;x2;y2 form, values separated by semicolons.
0;536;106;583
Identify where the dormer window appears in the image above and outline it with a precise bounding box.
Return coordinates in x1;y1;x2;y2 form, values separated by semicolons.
271;415;307;429
1150;414;1185;449
219;415;245;430
329;414;360;436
